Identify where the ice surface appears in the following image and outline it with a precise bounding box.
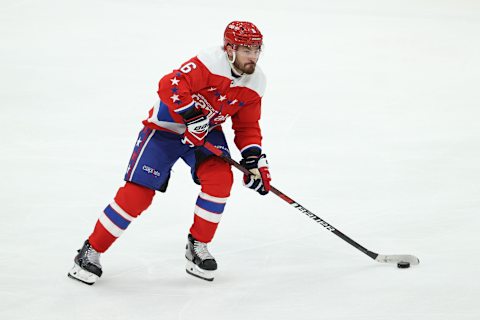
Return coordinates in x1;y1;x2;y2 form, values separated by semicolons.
1;0;479;319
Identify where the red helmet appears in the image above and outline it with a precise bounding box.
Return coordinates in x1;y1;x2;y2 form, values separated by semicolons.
223;21;263;50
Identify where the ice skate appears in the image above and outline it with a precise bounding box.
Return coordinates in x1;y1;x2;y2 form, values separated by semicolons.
185;234;217;281
68;240;102;285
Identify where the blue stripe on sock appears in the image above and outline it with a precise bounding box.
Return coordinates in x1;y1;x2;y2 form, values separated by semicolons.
196;197;226;214
104;205;131;230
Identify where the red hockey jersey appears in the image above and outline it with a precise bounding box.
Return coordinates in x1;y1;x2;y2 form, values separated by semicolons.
143;46;266;157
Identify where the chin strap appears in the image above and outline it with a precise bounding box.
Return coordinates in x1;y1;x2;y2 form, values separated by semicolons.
225;51;243;76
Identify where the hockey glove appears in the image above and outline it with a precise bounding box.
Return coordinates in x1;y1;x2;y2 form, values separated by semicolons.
240;154;271;195
182;114;209;147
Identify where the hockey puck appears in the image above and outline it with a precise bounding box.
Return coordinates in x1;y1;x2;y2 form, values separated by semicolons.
397;261;410;269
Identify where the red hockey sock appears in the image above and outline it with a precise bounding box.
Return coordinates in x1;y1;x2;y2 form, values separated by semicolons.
190;157;233;243
89;182;155;252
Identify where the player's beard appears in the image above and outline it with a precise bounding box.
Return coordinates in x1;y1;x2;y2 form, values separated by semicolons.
235;61;256;75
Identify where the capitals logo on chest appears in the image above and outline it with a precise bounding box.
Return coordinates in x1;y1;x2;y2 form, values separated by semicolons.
192;93;231;124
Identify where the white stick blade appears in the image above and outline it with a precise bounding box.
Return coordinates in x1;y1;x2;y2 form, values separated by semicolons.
375;254;420;265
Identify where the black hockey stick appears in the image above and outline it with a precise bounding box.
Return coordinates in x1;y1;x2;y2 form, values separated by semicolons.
203;141;420;266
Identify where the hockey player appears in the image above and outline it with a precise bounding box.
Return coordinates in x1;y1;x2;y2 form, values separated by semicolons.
68;21;271;284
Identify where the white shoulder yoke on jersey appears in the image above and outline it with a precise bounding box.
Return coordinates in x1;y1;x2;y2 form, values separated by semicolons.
197;46;266;97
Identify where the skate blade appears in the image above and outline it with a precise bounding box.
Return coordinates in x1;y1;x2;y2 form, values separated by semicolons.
185;260;215;281
67;263;99;285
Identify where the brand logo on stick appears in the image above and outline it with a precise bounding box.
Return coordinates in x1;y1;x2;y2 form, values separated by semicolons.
292;203;336;231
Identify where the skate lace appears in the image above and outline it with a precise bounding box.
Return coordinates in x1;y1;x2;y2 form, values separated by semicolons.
193;241;214;260
85;245;101;268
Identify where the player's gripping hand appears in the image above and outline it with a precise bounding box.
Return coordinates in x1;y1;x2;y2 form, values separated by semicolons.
182;114;209;147
240;154;271;195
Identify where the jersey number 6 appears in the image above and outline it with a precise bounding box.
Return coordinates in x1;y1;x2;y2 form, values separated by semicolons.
180;62;197;73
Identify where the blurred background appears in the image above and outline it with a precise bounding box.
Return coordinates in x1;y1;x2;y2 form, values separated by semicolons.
1;0;479;319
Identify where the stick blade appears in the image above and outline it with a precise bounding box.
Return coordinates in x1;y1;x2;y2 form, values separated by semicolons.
375;254;420;265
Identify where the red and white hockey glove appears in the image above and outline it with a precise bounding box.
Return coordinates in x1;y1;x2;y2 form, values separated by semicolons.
240;154;271;195
182;114;209;147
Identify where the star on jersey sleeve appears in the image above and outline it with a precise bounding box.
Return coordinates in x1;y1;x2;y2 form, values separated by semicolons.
157;56;209;115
